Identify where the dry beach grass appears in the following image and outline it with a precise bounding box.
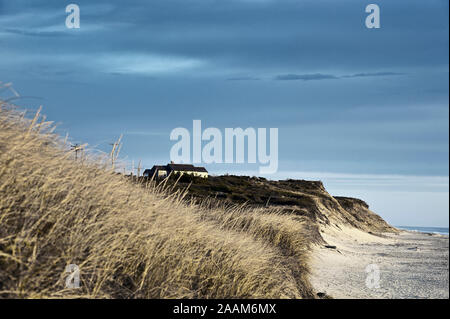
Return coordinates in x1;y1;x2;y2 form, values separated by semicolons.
0;100;314;298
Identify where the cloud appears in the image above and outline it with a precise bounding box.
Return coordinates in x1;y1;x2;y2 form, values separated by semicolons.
274;72;406;81
1;0;447;77
226;76;260;81
2;28;68;37
99;54;205;75
275;73;338;81
0;50;205;76
342;72;406;78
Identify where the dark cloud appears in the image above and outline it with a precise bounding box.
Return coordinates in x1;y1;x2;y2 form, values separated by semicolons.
275;74;338;81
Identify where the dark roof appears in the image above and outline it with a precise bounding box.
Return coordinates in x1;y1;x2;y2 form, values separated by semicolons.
168;163;208;173
143;165;165;173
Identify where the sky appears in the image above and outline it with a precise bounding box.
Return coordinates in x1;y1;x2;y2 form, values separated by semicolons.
0;0;448;227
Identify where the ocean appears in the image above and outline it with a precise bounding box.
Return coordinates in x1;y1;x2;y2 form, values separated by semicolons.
395;226;449;236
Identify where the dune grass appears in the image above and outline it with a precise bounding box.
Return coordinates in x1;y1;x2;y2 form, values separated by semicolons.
0;100;314;298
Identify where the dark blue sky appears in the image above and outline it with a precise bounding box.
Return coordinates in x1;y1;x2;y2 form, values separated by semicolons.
1;0;448;226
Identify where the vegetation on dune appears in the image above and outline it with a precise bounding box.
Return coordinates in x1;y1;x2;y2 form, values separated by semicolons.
146;174;396;234
0;101;314;298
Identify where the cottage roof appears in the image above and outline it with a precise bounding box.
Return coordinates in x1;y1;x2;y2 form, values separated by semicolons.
167;163;208;173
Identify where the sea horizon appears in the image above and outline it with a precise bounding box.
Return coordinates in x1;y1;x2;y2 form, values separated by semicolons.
395;226;449;236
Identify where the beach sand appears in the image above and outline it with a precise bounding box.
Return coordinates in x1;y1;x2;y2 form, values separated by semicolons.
310;226;449;299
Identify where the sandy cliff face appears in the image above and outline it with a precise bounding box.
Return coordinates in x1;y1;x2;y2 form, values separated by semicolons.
267;180;397;234
334;196;398;233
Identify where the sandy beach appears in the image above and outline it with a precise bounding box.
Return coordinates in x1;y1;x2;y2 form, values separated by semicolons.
310;226;449;299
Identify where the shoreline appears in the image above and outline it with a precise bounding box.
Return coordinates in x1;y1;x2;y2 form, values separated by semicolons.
394;226;449;236
309;226;449;299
